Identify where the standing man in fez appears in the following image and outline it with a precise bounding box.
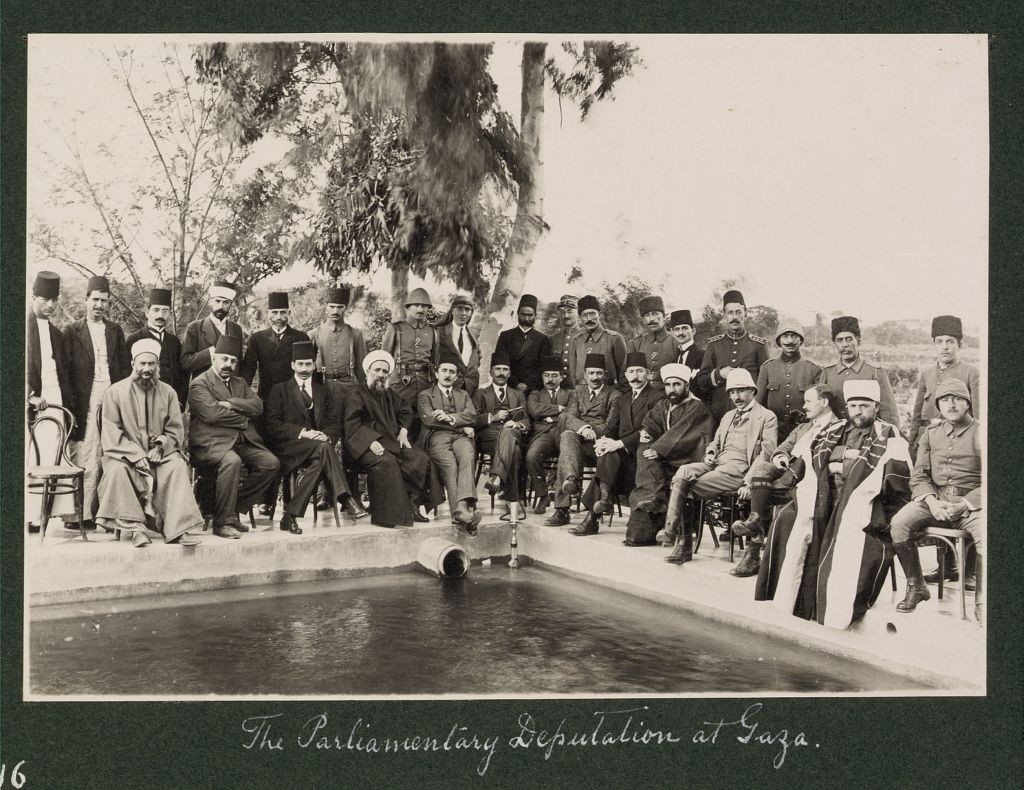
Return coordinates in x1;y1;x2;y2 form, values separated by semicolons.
310;286;368;389
495;293;552;394
548;294;580;390
694;289;769;423
181;279;245;379
382;287;438;441
263;341;366;535
668;309;704;371
418;351;482;534
26;271;74;531
242;292;311;516
63;275;132;531
126;288;187;411
570;351;664;536
758;380;909;628
567;295;627;389
436;294;482;396
755;321;824;442
625;364;713;546
525;355;573;514
543;353;620;527
94;339;204;548
907;314;980;584
890;379;983;621
624;296;676;392
187;334;280;539
473;351;532;519
654;369;777;567
344;351;443;528
821;315;900;428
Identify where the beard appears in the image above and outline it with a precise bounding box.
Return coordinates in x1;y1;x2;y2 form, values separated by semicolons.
370;379;387;392
667;392;687;404
212;308;229;320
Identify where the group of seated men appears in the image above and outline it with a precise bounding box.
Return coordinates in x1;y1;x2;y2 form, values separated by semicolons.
27;272;983;627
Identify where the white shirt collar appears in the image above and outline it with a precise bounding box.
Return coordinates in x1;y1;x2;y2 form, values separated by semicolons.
295;375;311;390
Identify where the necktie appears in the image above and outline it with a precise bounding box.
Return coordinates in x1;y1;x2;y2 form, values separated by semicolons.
457;328;464;353
732;408;746;428
300;382;313;408
589;390;596;403
498;387;505;403
444;389;454;411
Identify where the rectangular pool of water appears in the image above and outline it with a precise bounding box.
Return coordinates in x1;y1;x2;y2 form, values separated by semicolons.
29;565;930;697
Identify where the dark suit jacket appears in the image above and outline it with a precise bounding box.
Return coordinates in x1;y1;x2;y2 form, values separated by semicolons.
180;317;244;377
126;327;187;409
242;325;312;399
494;326;552;391
437;322;481;396
62;318;132;440
417;384;476;446
187;367;267;466
26;313;72;414
471;384;532;438
564;384;620;438
526;386;573;439
343;384;415;458
607;384;665;454
263;377;340;474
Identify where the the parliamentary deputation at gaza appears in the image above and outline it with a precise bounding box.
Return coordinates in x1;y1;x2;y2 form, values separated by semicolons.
26;271;983;630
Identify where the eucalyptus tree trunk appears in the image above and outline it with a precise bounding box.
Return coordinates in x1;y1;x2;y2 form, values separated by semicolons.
391;261;409;322
474;41;546;364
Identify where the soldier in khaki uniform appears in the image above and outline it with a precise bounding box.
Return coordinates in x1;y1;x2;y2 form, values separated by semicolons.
381;287;438;443
693;289;769;423
548;294;580;390
567;295;627;388
820;315;899;429
755;321;824;442
624;295;677;392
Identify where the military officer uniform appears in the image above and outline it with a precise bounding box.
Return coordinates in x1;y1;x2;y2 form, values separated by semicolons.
567;295;627;388
755;323;824;441
381;288;438;441
695;332;769;422
624;296;676;391
548;294;580;390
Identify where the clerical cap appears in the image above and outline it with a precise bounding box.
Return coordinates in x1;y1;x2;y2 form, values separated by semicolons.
210;280;237;301
362;349;394;375
659;363;692;384
843;379;880;403
131;337;162;360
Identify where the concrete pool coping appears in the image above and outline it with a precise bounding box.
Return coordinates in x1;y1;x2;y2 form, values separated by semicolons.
27;504;985;693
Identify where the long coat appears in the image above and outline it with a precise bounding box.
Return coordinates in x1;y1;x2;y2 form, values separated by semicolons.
242;325;312;400
187;367;268;466
62;318;132;440
596;384;665;494
26;313;72;414
262;377;342;475
494;326;552;391
437;322;482;396
180;317;244;378
126;327;187;409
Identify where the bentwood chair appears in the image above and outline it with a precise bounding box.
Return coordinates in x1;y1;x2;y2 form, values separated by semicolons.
920;526;972;620
26;406;87;543
694;494;748;561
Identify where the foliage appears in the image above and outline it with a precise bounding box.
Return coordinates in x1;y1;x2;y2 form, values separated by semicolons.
545;42;643;120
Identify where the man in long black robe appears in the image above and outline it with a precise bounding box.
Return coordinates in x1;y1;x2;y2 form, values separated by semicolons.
344;350;442;527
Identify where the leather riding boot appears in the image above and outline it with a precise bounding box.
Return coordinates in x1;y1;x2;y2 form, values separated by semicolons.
665;526;693;564
894;541;931;613
730;542;762;577
655;478;690;545
924;545;958;583
973;553;984;625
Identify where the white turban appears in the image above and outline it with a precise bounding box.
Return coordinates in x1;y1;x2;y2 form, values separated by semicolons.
131;338;162;360
209;284;237;300
843;379;880;403
362;349;395;375
659;363;692;384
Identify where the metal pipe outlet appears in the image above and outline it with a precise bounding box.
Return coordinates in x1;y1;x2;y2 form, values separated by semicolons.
416;537;470;579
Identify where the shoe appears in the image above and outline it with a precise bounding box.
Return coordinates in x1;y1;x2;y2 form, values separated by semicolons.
463;509;482;536
316;497;333;511
168;532;202;546
964;572;976;593
568;511;600;536
560;476;580;498
132;530;152;548
665;534;693;564
484;474;502;496
894;541;931;613
341;495;369;520
213;524;242;539
413;509;429;523
731;512;764;539
27;523;41;534
279;513;303;535
258;504;275;517
719;527;732;542
543;508;570;527
533;493;551;514
65;520;96;531
730;544;762;577
923;567;958;584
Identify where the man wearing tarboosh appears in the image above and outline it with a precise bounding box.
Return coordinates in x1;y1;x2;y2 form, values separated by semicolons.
94;338;203;547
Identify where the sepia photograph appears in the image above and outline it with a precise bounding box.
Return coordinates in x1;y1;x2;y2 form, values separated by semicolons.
22;33;987;702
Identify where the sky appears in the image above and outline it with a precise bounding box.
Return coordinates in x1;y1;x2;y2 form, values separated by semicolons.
27;34;988;330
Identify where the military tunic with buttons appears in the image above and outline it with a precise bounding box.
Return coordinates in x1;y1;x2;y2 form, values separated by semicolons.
381;319;438;410
907;360;981;451
694;332;770;422
549;327;580;389
821;357;900;429
625;329;677;390
567;327;628;388
755;353;824;441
